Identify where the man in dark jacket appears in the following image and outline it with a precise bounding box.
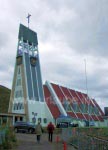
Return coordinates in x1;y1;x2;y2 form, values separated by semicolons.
47;122;55;142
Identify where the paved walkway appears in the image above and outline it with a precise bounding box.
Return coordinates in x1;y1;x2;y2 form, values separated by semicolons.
14;133;76;150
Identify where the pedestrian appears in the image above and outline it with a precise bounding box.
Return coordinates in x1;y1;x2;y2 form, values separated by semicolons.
47;122;55;142
35;121;43;143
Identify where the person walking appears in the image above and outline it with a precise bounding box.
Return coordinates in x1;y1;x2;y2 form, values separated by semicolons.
47;122;55;142
35;121;43;143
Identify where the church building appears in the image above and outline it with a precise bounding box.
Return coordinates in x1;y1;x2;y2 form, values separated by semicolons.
8;24;105;127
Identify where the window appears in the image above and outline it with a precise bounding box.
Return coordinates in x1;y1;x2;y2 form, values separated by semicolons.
13;103;17;110
16;56;22;65
80;104;88;113
84;104;88;113
80;104;84;113
89;105;94;114
15;90;23;98
18;68;21;74
67;104;72;111
38;118;41;123
43;118;47;124
30;57;37;66
13;103;24;110
63;100;72;111
94;107;99;115
16;79;21;86
63;100;69;111
72;102;78;112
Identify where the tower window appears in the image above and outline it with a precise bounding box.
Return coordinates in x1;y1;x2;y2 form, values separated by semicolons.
18;67;21;75
16;79;21;86
13;103;24;110
15;90;23;98
30;56;37;66
16;56;22;65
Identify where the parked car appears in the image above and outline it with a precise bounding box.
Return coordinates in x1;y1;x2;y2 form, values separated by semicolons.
56;122;79;128
14;121;35;133
56;122;69;128
68;122;79;127
89;121;95;126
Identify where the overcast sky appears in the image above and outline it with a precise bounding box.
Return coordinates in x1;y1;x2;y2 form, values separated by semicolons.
0;0;108;111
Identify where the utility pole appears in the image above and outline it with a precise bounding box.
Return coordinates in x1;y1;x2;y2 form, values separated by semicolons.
84;59;90;126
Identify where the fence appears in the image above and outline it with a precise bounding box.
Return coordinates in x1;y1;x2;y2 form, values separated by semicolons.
61;128;108;150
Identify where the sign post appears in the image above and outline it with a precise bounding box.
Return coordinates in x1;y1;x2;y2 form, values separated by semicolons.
32;112;37;124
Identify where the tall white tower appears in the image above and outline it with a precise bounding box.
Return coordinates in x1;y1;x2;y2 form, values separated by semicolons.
8;24;52;126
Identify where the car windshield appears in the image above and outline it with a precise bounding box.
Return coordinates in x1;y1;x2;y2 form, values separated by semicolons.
27;122;34;125
14;121;35;126
27;122;36;126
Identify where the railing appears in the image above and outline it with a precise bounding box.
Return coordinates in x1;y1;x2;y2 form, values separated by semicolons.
61;128;108;150
72;134;108;150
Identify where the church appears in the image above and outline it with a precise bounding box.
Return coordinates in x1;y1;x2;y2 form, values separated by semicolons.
8;24;106;127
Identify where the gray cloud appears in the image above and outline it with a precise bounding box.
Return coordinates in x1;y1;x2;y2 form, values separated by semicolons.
0;0;108;111
38;0;108;57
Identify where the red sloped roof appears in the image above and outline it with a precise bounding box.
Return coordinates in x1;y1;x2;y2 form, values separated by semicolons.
59;86;79;119
60;86;72;102
81;93;93;105
91;115;99;121
51;83;64;103
43;85;61;119
92;99;104;116
98;115;104;122
84;114;93;121
69;89;81;104
76;91;85;104
76;113;85;120
67;112;77;118
43;82;104;122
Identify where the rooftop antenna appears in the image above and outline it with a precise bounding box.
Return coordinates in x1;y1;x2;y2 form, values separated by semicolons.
26;13;31;28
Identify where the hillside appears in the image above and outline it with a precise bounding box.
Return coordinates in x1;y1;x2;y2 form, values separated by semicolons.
0;85;11;113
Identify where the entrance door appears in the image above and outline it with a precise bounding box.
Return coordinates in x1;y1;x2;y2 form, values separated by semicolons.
15;116;18;122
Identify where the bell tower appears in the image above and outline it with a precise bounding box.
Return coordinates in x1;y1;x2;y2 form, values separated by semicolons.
8;24;50;125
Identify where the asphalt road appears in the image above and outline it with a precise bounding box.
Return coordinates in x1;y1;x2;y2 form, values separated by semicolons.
14;133;76;150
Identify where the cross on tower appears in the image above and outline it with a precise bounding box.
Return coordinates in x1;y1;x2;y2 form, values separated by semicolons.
26;13;31;28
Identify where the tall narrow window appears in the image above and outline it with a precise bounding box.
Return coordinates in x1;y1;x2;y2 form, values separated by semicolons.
18;67;21;74
16;79;21;86
72;101;78;112
15;90;23;98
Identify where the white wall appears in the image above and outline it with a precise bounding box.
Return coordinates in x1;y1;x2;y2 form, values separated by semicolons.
27;100;54;126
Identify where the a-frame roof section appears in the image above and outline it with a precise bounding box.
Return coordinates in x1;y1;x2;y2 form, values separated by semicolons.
59;85;78;119
68;89;87;120
92;99;104;116
43;85;61;119
51;83;64;103
44;82;104;121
